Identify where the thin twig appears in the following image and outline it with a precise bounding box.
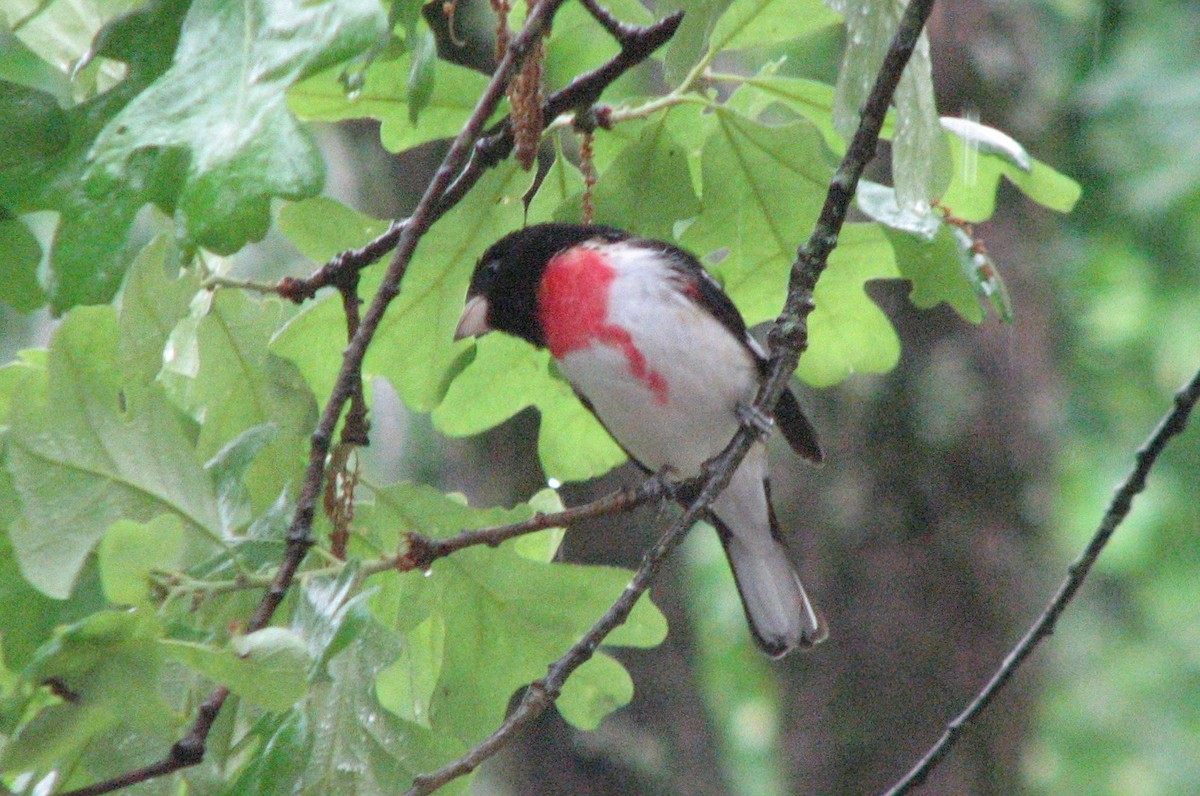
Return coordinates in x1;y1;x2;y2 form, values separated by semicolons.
577;0;641;43
881;367;1200;795
402;1;939;793
401;474;674;571
202;274;282;295
335;272;371;447
57;4;572;795
276;11;684;304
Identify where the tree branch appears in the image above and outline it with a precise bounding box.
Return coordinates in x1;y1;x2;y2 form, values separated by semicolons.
402;1;939;793
276;10;684;304
881;366;1200;795
401;473;674;571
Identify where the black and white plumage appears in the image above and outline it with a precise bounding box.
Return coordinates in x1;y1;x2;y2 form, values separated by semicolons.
455;223;826;656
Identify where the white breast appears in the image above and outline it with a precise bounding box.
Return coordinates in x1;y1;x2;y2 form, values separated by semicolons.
554;243;758;477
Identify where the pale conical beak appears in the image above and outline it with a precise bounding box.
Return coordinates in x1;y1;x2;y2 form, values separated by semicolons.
454;295;491;340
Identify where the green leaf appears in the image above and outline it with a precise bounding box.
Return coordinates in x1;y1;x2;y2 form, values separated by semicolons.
5;0;143;89
512;487;567;562
289;50;489;154
292;568;377;676
0;208;45;312
363;484;666;742
295;611;466;796
83;0;387;253
727;72;839;145
0;79;69;172
798;224;901;386
98;515;184;607
1006;159;1082;214
205;424;279;534
543;0;653;98
0;71;70;172
161;628;311;712
276;196;389;264
0;356;39;421
557;653;634;730
222;711;312;796
528;136;588;219
0;497;103;672
856;178;991;322
162;290;318;516
1;610;171;775
116;233;197;383
5;307;222;598
708;0;840;53
2;382;75;686
274;164;529;413
0;0;189;310
0;28;72;104
941;123;1082;221
884;225;984;323
432;334;626;482
406;28;437;125
659;0;727;86
727;69;899;154
566;115;700;240
375;613;444;728
677;109;903;385
829;0;950;206
681;108;831;327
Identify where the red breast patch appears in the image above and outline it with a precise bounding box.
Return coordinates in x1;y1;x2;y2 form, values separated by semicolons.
538;246;669;405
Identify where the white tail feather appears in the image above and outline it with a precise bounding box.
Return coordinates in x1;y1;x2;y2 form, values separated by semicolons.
723;536;824;657
712;446;825;657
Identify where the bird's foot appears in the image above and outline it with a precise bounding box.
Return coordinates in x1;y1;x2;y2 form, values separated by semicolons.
736;402;775;440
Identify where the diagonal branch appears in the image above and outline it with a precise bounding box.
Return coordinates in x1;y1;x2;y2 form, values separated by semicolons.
401;1;939;793
277;10;684;304
881;367;1200;795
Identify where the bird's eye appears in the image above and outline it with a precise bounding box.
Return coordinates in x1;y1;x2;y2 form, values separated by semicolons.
485;260;501;274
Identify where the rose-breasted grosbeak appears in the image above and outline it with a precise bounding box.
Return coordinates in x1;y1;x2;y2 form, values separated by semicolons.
455;223;826;656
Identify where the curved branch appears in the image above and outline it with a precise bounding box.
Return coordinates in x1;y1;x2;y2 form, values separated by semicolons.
881;367;1200;795
402;1;939;793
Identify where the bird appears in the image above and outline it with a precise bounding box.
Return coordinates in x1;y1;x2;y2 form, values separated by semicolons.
454;222;826;657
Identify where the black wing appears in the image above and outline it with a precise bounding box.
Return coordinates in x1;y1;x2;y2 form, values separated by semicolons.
773;387;823;463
